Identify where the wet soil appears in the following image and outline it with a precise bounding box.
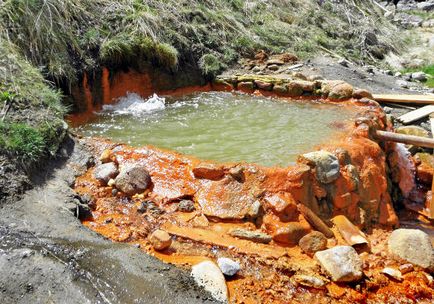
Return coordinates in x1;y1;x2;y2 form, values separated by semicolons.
0;136;217;304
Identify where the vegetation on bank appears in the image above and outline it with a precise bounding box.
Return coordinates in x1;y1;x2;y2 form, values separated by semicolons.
401;64;434;88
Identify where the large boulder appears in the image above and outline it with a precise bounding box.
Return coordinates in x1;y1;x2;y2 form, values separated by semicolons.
388;229;434;270
299;151;340;184
191;261;228;303
314;246;363;282
93;162;118;184
114;164;152;195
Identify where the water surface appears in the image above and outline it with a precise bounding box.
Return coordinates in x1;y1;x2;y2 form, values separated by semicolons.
74;92;354;166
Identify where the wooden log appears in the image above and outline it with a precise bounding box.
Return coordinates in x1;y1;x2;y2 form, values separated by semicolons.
397;105;434;124
332;215;368;246
374;130;434;149
373;94;434;105
297;204;334;238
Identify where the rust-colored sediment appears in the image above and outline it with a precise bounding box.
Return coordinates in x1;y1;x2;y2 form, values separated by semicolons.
72;73;433;302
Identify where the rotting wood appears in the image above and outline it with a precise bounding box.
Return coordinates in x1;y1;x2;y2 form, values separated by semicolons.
384;102;416;110
297;204;334;238
373;94;434;105
332;215;368;246
286;63;304;71
397;105;434;124
374;130;434;149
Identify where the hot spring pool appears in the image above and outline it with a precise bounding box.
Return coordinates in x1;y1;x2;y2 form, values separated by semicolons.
73;91;355;167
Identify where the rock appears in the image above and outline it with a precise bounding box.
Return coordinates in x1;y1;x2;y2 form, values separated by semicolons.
272;223;310;245
382;267;403;282
254;80;273;91
388;229;434;270
329;83;354;100
383;106;393;114
192;163;225;180
114;164;151;195
107;178;115;187
396;126;429;138
308;75;324;81
411;72;428;82
338;59;350;67
299;151;340;184
149;230;172;251
292;275;326;289
286;81;304;97
247;200;262;218
228;166;244;182
191;261;228;303
191;214;209;227
238;81;255;92
266;59;284;66
273;84;288;94
314;246;363;282
252;66;261;73
137;201;148;213
353;89;373;99
396;79;409;88
292;80;315;92
217;257;240;276
399;263;414;274
299;231;328;256
229;228;272;244
293;72;307;80
418;2;434;11
99;149;112;163
268;64;279;71
178;199;195;212
93;162;119;184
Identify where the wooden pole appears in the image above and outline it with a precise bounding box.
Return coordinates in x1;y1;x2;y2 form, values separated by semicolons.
373;94;434;105
430;114;434;219
374;130;434;149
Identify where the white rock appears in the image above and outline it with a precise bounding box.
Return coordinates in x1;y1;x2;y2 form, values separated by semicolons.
314;246;363;282
412;72;428;82
388;229;434;270
382;267;403;281
292;274;326;289
217;257;240;276
191;261;228;302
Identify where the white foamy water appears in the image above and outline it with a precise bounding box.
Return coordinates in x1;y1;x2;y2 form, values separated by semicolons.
394;143;416;198
102;93;166;115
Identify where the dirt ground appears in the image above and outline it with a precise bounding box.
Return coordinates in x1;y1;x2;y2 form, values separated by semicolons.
0;136;217;304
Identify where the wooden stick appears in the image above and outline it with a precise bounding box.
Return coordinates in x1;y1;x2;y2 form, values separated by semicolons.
297;204;334;238
373;94;434;105
397;105;434;124
374;130;434;148
428;116;434;212
384;102;416;110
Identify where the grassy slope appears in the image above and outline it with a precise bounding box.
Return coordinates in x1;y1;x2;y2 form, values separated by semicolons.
0;0;403;168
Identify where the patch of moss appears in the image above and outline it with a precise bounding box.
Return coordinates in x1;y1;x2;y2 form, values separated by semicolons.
199;54;227;78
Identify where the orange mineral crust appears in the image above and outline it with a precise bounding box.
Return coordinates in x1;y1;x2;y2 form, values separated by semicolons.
74;95;432;302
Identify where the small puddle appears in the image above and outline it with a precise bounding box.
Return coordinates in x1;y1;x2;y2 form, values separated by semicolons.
72;91;355;166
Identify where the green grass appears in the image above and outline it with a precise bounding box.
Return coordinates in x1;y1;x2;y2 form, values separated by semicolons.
0;122;45;162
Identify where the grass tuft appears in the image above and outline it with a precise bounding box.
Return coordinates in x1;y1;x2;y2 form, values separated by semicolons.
199;54;227;77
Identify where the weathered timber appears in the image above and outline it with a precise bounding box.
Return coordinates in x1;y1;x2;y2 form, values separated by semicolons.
397;105;434;124
374;130;434;148
373;94;434;105
297;204;334;238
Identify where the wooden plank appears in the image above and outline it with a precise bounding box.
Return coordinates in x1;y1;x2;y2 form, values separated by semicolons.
397;105;434;124
430;114;434;219
374;130;434;148
373;94;434;105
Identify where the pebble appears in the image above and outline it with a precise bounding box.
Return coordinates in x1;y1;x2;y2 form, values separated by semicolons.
217;257;240;276
178;199;195;212
382;267;403;281
399;263;414;274
149;230;172;251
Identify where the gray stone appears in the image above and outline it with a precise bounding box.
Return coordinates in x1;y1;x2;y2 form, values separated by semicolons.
93;162;118;184
388;229;434;270
299;151;340;184
411;72;428;82
314;246;363;282
178;199;195;212
381;267;403;281
396;79;409;88
229;228;272;244
114;164;152;195
217;257;240;276
191;261;228;303
418;2;434;11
